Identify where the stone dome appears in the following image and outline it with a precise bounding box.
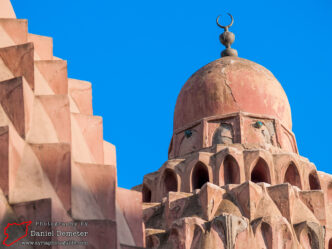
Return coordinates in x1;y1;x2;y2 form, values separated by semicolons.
173;56;292;130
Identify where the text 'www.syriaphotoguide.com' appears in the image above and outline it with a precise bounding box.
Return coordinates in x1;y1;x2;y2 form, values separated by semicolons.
20;240;88;246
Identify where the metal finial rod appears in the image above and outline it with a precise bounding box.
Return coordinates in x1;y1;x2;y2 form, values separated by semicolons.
216;13;238;57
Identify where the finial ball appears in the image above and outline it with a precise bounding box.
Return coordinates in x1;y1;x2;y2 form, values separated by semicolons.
219;31;235;47
221;48;238;57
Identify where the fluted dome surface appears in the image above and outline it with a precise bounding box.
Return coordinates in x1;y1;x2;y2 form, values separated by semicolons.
174;56;292;130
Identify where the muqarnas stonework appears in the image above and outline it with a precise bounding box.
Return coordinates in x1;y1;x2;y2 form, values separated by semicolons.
138;57;332;249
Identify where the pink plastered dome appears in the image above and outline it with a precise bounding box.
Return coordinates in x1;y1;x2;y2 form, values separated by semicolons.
173;56;292;130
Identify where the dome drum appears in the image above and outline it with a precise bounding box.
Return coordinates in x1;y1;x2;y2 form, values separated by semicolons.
168;111;298;159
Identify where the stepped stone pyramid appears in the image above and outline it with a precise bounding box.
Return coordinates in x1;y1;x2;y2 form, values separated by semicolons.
0;0;144;248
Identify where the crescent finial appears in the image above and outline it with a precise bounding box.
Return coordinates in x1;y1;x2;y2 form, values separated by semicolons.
216;13;234;30
216;13;238;57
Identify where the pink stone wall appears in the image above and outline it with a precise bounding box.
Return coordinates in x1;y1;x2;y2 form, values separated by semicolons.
0;2;144;248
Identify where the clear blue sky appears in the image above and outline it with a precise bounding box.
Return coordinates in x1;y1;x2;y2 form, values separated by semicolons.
11;0;332;189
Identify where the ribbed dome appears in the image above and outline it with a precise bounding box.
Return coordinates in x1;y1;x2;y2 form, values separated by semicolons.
173;56;292;130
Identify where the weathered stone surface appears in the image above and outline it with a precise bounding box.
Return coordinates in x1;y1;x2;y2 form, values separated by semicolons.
0;0;16;18
30;143;71;212
0;126;9;195
294;221;325;249
71;113;104;164
28;34;53;60
165;191;194;228
68;78;93;115
71;162;116;221
198;182;225;220
0;77;33;138
0;43;34;89
27;95;71;143
143;181;328;248
12;198;52;248
34;60;67;95
103;140;117;166
117;187;144;247
0;19;27;47
299;190;326;225
76;220;117;249
0;2;144;248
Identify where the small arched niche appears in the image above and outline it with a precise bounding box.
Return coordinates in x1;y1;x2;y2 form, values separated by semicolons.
284;162;302;189
162;169;178;194
309;171;321;190
192;162;209;191
251;158;271;184
222;155;240;185
327;183;332;205
212;123;233;145
329;238;332;249
142;184;151;203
